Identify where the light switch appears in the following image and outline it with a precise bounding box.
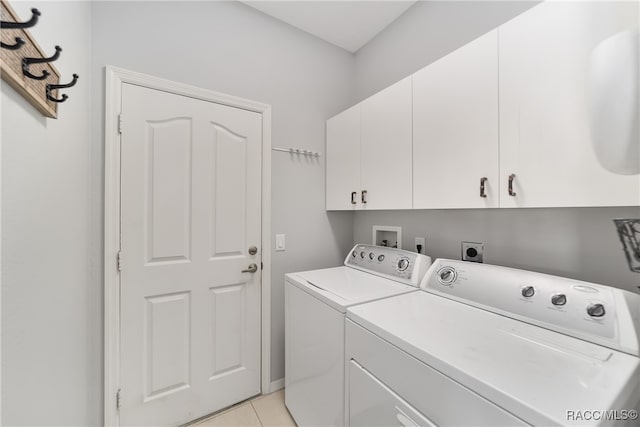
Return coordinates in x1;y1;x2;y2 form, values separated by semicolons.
276;234;286;251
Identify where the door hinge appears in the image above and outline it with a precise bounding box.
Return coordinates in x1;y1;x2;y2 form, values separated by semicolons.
261;262;263;270
118;113;124;134
117;251;123;272
116;388;121;410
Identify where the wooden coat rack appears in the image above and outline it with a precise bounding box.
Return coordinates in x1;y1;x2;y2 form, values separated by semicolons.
1;0;78;119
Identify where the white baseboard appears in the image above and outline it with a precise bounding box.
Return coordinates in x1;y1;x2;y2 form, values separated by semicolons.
268;378;285;393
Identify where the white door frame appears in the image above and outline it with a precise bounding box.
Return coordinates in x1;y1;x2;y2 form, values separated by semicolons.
103;66;272;427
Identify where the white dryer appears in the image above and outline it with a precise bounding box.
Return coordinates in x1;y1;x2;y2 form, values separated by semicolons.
346;259;640;426
285;244;432;427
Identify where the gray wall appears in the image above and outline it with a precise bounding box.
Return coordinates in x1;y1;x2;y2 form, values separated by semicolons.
352;1;640;293
90;0;355;392
354;1;538;101
354;207;640;293
1;2;97;426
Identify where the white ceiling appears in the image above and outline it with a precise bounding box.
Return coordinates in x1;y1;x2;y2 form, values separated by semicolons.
241;1;417;53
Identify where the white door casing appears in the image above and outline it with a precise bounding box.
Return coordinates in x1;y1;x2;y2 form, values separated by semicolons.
104;67;272;427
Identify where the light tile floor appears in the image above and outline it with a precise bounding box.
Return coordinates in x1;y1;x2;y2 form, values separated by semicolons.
193;390;297;427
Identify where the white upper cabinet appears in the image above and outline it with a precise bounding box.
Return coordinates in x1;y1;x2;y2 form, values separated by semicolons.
499;1;640;208
360;77;413;210
413;30;499;209
326;1;639;211
326;105;361;210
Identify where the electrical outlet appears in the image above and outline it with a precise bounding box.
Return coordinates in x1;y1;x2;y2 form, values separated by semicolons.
414;237;426;254
462;242;483;263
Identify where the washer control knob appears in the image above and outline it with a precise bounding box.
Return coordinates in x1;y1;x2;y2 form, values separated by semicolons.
587;303;606;318
377;254;385;262
521;286;535;298
369;252;375;260
437;267;457;285
397;258;410;271
360;251;365;259
352;250;357;258
551;294;567;306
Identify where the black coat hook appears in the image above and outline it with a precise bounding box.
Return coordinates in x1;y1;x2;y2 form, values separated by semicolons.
47;93;68;103
46;74;78;103
1;37;25;50
1;8;40;29
22;45;61;80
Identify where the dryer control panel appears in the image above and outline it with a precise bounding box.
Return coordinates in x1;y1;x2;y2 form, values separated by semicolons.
345;244;432;287
422;259;640;357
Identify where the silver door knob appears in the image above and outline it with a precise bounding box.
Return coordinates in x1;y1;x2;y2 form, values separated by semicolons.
242;263;258;273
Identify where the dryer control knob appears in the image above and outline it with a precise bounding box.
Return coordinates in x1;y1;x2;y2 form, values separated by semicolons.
587;303;606;318
521;286;535;298
437;267;457;285
551;294;567;306
397;258;410;271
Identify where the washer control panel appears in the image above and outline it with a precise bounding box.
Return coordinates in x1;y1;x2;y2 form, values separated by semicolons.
345;244;432;287
422;259;640;356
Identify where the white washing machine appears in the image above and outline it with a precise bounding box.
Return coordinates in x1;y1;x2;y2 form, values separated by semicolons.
346;259;640;426
285;244;432;427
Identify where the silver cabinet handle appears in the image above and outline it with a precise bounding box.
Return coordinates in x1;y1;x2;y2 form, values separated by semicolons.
480;177;487;198
351;191;357;205
242;263;258;273
508;174;517;196
361;190;367;204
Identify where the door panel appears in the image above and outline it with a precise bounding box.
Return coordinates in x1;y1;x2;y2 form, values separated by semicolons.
146;118;192;263
211;123;247;257
210;283;247;378
120;83;262;426
145;292;191;401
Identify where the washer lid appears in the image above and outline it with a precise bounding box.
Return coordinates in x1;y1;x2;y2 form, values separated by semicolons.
347;291;640;426
286;267;416;313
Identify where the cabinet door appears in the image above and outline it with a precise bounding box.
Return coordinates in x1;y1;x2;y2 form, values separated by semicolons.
326;105;361;210
413;30;499;209
361;77;413;210
499;2;640;208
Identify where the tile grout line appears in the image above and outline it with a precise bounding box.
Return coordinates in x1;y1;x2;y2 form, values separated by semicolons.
250;400;265;427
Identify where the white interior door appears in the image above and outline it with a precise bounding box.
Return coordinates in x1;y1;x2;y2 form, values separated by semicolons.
119;83;262;426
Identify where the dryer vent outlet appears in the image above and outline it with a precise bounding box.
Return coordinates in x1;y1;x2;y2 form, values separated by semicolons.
462;242;483;263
